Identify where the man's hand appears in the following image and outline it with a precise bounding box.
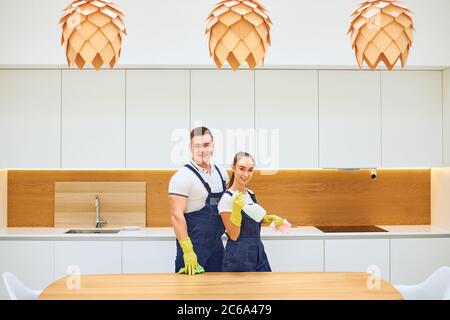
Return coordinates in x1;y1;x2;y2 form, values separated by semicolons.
178;237;200;275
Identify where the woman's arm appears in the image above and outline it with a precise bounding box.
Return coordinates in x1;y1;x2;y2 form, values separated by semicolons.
220;212;241;241
219;192;245;241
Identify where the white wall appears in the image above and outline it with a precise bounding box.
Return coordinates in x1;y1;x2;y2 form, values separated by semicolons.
0;170;6;229
431;168;450;230
0;0;449;68
439;69;450;231
444;68;450;166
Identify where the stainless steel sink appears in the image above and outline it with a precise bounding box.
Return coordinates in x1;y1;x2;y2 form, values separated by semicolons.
65;229;121;234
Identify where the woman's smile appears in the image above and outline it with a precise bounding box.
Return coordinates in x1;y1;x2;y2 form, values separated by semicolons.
239;176;249;184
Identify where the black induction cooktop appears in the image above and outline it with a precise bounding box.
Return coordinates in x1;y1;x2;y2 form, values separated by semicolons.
315;225;388;233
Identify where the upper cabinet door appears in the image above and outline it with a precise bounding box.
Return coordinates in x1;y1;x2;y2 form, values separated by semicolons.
0;70;61;168
62;70;125;168
191;70;254;167
319;70;381;168
382;71;443;168
126;70;189;169
255;70;318;169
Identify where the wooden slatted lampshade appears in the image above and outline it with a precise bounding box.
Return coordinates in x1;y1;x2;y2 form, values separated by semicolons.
348;0;414;70
60;0;126;70
205;0;272;70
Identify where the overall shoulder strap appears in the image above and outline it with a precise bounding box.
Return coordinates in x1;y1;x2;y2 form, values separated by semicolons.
214;165;227;191
247;189;258;204
184;164;211;193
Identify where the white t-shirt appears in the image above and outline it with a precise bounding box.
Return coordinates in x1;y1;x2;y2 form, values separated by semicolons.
218;189;256;213
168;160;229;213
218;189;267;223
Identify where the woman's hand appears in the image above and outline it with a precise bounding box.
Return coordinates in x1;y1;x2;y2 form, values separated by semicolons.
230;192;246;227
263;214;284;228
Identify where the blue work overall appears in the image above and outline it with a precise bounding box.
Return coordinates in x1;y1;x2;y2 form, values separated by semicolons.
175;164;226;272
222;190;272;272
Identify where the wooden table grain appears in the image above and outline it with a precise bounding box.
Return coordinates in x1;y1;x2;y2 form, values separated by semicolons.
39;272;403;300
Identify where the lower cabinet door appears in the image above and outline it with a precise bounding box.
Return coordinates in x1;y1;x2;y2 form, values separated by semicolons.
391;238;450;285
0;241;54;300
122;240;175;273
54;241;122;279
262;239;324;272
324;239;390;281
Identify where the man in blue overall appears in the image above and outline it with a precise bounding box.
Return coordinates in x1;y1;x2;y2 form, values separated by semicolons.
169;127;229;275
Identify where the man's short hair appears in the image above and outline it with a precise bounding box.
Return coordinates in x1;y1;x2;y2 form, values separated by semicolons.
190;127;214;142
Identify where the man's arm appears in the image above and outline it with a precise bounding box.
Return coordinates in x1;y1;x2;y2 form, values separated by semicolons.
169;194;201;275
168;194;188;240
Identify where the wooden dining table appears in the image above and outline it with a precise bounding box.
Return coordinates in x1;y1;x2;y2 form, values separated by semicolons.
39;272;403;300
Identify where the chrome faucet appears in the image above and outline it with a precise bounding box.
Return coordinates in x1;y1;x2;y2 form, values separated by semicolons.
94;194;107;228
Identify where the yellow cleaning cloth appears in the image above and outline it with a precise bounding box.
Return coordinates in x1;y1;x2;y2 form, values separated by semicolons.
178;264;205;275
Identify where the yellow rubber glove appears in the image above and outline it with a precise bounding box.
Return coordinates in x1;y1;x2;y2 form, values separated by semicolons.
263;214;285;228
230;192;246;227
178;237;200;276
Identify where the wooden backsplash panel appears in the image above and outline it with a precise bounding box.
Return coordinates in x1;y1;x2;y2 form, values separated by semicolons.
7;169;430;227
55;182;146;228
250;169;430;226
7;170;172;227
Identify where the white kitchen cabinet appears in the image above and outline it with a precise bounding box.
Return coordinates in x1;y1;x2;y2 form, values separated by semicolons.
444;69;450;166
255;70;319;168
126;70;190;168
191;70;254;167
391;237;450;285
263;239;324;272
0;241;54;300
0;70;61;168
61;70;125;168
382;71;443;168
54;241;122;279
319;70;381;168
324;239;390;281
122;240;175;273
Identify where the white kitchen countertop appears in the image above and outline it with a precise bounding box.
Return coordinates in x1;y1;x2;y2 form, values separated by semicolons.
0;225;449;240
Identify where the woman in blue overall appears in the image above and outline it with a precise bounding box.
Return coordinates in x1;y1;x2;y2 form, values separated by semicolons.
218;152;286;272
